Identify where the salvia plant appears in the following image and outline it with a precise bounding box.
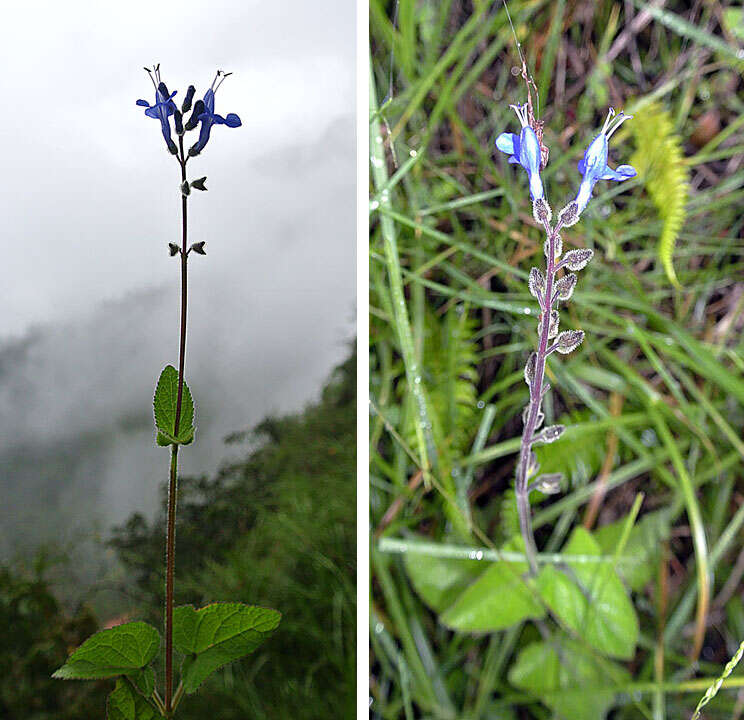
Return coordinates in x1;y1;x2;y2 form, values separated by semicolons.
52;64;281;719
496;102;636;574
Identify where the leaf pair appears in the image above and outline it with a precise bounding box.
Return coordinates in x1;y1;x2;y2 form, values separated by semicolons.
53;603;281;717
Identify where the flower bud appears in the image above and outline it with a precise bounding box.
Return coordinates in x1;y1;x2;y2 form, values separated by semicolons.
180;181;191;196
168;242;179;256
190;241;206;255
182;85;196;113
185;100;205;131
190;177;208;191
174;109;184;136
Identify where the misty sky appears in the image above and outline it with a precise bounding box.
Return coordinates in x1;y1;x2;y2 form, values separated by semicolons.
0;0;354;551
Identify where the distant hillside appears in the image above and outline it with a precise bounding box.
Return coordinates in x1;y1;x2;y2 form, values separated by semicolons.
0;345;355;719
110;346;356;719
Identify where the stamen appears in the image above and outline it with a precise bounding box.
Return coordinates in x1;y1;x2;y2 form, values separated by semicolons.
605;111;633;139
213;70;233;94
145;66;158;91
509;103;528;127
601;107;616;134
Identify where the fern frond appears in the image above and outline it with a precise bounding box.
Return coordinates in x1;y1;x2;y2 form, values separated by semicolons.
629;102;689;288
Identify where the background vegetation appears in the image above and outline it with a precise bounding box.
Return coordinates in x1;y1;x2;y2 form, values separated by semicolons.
369;1;744;718
0;348;356;719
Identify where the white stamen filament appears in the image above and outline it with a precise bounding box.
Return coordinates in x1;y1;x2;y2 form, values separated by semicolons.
509;103;529;128
601;107;633;139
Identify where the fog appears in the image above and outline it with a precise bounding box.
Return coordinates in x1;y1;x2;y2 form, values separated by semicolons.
0;0;354;556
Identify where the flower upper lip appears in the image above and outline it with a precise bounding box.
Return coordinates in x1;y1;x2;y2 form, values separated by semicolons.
574;108;637;212
188;71;242;157
495;103;545;201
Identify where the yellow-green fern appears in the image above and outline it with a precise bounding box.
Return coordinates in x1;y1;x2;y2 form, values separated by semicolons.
629;102;689;287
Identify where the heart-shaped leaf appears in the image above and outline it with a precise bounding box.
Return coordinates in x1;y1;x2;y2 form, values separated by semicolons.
173;602;281;693
438;538;545;632
52;622;160;680
537;527;639;659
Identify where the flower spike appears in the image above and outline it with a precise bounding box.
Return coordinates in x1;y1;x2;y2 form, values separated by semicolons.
574;108;637;213
495;103;545;202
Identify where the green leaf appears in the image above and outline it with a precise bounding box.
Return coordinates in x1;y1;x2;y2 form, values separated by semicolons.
595;509;671;591
537;527;639;659
509;637;630;720
52;621;160;680
126;666;155;697
403;540;481;612
439;538;545;632
153;365;195;446
173;602;281;693
106;679;158;720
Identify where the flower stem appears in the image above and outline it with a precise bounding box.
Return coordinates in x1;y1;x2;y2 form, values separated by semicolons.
165;135;189;715
515;217;561;576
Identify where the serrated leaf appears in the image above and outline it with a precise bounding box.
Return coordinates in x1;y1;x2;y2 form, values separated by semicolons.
53;622;160;680
173;603;281;693
508;637;630;720
153;365;195;445
537;527;639;659
404;542;482;612
439;538;545;631
107;679;158;720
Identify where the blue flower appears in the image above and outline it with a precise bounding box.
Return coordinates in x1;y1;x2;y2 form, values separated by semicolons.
495;104;544;201
137;65;179;155
575;108;636;212
188;71;242;157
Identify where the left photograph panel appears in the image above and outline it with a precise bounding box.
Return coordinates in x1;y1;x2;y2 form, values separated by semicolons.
0;2;356;718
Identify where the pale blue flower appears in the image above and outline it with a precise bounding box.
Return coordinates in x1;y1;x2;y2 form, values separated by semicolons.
495;104;544;201
575;108;636;212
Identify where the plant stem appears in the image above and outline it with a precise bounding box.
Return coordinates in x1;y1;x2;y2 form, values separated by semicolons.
515;217;561;576
165;135;189;714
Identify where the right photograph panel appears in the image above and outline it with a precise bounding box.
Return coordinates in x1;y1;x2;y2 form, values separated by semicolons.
369;2;744;718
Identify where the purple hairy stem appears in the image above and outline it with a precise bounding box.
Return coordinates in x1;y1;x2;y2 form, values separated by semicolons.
515;213;564;575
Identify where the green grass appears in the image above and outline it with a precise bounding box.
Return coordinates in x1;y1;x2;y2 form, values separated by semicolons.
369;2;744;718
